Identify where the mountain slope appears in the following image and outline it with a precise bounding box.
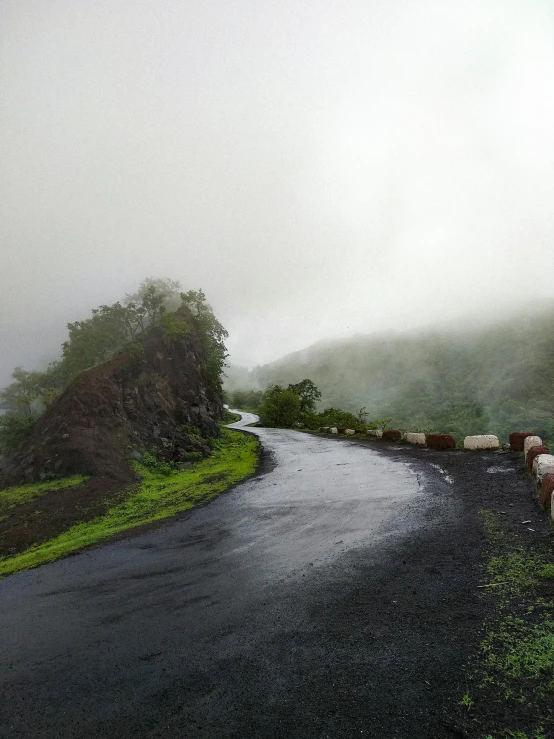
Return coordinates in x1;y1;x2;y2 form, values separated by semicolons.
251;310;554;442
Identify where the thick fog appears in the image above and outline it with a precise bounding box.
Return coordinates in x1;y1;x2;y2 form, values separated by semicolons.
1;0;554;386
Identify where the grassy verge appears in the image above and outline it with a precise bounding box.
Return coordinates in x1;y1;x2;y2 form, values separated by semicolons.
456;511;554;739
0;429;259;578
220;409;241;424
0;475;89;514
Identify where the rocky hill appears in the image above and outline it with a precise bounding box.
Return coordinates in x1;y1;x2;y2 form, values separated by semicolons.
0;308;222;487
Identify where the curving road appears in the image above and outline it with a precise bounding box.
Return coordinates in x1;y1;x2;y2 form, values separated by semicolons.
0;413;534;738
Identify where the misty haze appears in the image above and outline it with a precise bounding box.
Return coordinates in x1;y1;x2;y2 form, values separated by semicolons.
2;2;554;738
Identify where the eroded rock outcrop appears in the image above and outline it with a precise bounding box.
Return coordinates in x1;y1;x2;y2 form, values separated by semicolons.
0;309;222;486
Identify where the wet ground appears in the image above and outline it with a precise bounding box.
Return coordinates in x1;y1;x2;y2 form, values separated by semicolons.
0;414;541;738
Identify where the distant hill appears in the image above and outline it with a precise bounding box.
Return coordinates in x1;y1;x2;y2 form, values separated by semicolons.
245;309;554;443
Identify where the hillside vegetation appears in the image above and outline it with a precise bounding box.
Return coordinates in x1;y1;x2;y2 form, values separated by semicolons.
233;309;554;444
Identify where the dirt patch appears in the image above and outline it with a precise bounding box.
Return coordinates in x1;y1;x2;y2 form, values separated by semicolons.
0;476;131;557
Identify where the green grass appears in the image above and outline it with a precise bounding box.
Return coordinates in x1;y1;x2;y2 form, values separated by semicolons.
457;510;554;737
0;474;89;513
0;429;259;578
220;409;241;425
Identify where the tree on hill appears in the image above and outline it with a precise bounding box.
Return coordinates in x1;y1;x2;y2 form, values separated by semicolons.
181;289;229;393
287;379;322;414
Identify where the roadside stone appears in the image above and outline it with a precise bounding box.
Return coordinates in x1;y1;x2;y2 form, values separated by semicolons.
426;434;456;450
345;429;356;435
532;454;554;484
330;427;338;434
382;430;401;441
367;429;383;438
509;432;534;452
527;445;549;472
539;473;554;507
523;435;543;457
406;432;426;445
464;435;500;450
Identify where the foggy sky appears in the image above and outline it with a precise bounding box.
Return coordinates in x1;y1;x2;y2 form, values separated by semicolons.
1;0;554;386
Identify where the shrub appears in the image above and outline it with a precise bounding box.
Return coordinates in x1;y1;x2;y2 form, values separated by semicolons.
0;414;35;455
259;386;301;427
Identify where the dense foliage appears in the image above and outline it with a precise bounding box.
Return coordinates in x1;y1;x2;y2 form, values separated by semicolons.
256;380;377;430
0;278;228;455
229;309;554;444
225;388;264;411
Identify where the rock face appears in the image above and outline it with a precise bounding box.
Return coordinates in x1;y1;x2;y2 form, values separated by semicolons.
0;309;222;486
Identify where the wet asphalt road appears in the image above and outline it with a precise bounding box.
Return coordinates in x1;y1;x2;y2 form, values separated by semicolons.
0;414;532;738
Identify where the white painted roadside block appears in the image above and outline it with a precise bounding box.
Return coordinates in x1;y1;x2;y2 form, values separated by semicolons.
523;436;542;457
330;427;338;434
345;429;356;435
367;429;383;438
464;435;500;450
406;432;426;445
532;454;554;484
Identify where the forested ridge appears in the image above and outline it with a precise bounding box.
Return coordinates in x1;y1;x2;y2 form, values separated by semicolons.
238;308;554;444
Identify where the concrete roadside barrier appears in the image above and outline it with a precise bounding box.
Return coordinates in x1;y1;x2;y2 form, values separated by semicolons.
406;432;426;445
464;435;500;450
330;427;338;434
523;436;543;457
532;454;554;484
367;429;383;438
527;445;550;472
540;473;554;507
426;434;456;450
382;430;401;441
509;432;534;452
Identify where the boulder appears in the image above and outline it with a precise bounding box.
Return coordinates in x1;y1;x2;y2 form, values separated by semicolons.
532;454;554;483
406;432;426;445
527;445;550;472
330;427;338;434
382;430;401;441
509;432;534;452
344;429;356;436
540;473;554;507
426;434;456;450
523;436;543;457
463;435;500;450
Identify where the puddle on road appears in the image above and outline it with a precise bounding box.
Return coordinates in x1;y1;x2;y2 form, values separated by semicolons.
429;463;454;484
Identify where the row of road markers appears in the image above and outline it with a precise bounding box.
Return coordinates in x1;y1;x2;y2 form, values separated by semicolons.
323;425;554;524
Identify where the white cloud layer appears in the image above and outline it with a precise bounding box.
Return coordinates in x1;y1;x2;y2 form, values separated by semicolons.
1;0;553;382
